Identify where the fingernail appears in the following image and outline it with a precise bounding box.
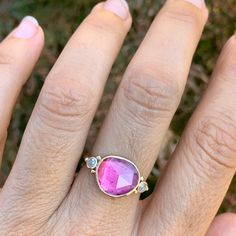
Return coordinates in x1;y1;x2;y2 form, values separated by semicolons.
184;0;205;8
104;0;129;20
13;16;39;39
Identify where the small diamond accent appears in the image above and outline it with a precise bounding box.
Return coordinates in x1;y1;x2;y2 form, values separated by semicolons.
137;181;148;193
86;157;98;169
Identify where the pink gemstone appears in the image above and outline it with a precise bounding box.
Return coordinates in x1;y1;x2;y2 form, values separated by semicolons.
97;156;140;197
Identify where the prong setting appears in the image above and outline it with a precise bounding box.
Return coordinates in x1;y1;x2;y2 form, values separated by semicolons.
137;181;149;193
85;156;100;170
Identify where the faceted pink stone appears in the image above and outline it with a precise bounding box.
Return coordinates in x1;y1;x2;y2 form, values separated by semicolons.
97;156;140;196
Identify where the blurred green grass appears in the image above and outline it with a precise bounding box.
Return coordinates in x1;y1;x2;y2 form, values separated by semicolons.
0;0;236;213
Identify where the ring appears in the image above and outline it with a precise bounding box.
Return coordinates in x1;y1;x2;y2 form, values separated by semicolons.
85;155;149;198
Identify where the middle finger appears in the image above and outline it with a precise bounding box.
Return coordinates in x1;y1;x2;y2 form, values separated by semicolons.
0;0;132;223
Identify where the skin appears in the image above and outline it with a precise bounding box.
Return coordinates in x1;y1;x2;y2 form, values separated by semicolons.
0;0;235;235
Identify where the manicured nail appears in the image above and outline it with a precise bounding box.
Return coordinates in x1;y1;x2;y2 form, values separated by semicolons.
184;0;205;8
104;0;129;20
13;16;39;39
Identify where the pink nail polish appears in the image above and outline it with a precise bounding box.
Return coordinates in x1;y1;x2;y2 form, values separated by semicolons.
104;0;129;20
184;0;205;8
13;16;39;39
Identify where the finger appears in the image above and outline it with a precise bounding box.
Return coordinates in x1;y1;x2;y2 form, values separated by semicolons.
0;16;44;164
0;0;132;223
142;35;236;236
67;0;208;234
206;213;236;236
0;135;7;166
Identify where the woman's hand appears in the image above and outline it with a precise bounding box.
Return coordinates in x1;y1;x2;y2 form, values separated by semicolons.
0;0;235;235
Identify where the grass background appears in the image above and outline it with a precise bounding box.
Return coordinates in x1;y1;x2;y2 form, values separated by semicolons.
0;0;236;213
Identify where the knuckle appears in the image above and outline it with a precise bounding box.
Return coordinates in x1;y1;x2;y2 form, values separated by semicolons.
85;14;124;39
0;47;14;69
192;114;236;170
121;68;180;126
37;78;94;132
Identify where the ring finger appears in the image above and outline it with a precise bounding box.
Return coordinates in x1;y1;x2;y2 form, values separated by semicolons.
67;0;208;235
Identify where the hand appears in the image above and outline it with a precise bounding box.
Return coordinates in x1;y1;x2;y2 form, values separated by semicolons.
0;0;236;235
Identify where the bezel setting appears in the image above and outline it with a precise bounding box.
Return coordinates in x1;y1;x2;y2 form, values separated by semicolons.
85;155;149;198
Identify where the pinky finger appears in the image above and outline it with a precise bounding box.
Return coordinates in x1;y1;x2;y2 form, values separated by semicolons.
0;16;44;164
206;213;236;236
